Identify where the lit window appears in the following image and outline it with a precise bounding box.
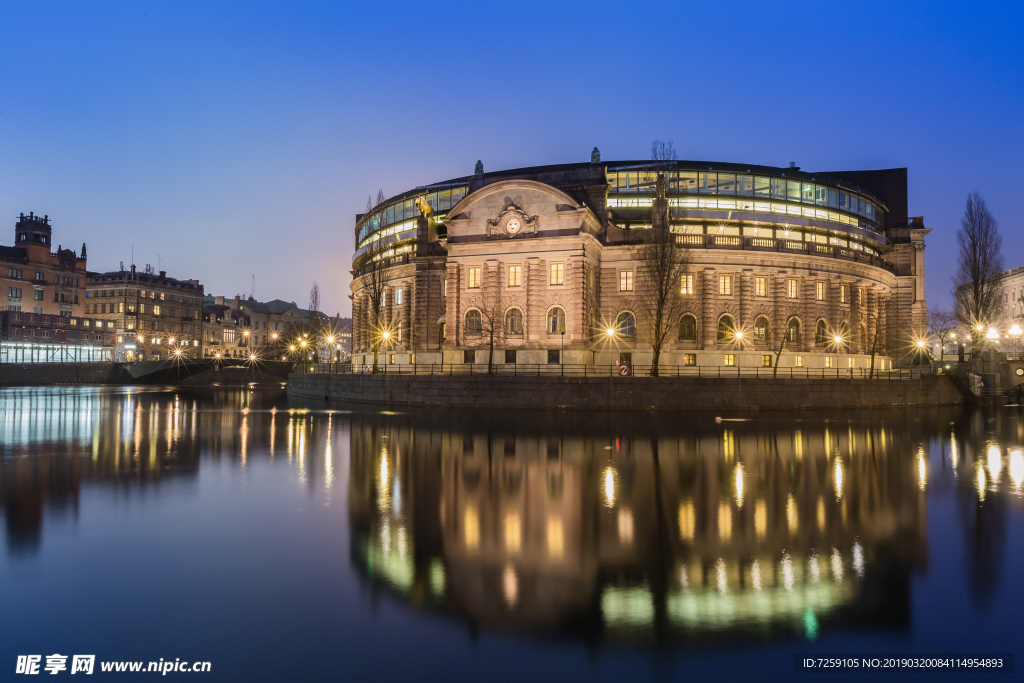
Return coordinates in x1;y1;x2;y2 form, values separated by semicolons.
840;284;849;303
719;275;732;295
681;274;694;295
395;288;403;305
816;281;826;301
753;316;769;341
755;276;767;297
550;263;564;286
847;357;854;368
619;271;634;292
724;354;735;366
788;279;798;298
153;305;161;316
508;265;522;287
442;279;448;297
467;268;481;289
683;353;696;366
762;354;772;367
825;356;833;368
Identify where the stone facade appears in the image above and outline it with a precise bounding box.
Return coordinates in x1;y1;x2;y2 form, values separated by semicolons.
351;158;928;371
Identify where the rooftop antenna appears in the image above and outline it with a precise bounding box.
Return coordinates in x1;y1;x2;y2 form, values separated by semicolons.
252;274;255;300
156;253;163;271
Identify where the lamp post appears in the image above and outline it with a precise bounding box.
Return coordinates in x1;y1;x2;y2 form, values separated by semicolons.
834;335;843;375
326;335;335;373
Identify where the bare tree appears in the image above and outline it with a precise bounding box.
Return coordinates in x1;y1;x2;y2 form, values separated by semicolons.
308;281;323;361
928;307;958;363
953;192;1004;346
865;300;889;379
477;299;504;375
359;189;394;373
635;141;691;377
767;316;799;378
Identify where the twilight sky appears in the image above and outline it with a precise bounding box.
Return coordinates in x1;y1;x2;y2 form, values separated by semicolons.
1;0;1021;316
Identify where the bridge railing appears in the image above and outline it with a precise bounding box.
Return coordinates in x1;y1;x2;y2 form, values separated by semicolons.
295;362;930;380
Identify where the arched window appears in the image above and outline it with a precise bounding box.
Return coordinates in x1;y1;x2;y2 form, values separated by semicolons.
786;318;800;343
465;309;482;336
815;319;829;345
753;315;770;342
616;311;636;338
547;307;566;335
717;315;736;341
678;314;697;341
505;308;523;337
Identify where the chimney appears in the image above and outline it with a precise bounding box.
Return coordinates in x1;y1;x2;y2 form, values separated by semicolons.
789;162;796;168
159;270;166;277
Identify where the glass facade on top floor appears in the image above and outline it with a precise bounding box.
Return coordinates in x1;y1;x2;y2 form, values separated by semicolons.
606;169;884;227
357;185;468;245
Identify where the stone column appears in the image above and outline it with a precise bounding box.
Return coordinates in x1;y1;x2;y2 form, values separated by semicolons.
849;283;862;354
569;255;585;343
525;257;540;344
445;263;460;350
739;270;753;330
701;269;716;350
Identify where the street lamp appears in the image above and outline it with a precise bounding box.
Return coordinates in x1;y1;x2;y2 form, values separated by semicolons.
834;334;843;372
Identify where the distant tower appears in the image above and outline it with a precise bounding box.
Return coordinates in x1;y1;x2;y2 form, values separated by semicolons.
15;212;52;247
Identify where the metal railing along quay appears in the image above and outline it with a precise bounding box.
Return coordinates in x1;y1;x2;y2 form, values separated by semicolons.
296;362;931;380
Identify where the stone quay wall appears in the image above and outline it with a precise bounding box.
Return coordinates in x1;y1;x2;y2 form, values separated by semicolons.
287;373;965;410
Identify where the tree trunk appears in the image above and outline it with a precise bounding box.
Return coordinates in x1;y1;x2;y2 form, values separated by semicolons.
651;346;661;377
372;339;379;374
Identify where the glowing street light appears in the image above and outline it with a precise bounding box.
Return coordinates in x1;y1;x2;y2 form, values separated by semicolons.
382;331;390;340
606;327;616;337
174;348;182;357
326;336;335;344
249;353;257;362
986;327;1000;340
735;331;744;340
917;340;925;348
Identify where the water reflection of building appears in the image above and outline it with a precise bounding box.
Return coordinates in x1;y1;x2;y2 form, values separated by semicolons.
348;411;952;642
0;387;288;556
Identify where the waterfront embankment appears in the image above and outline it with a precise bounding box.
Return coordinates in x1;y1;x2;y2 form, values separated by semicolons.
287;372;965;410
0;361;293;386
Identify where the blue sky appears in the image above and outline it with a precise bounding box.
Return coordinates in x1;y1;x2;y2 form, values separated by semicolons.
1;0;1021;316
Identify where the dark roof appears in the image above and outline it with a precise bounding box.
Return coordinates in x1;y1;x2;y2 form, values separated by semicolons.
416;159;892;205
0;245;27;261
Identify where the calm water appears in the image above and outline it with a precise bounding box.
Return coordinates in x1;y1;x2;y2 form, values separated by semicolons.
1;387;1022;681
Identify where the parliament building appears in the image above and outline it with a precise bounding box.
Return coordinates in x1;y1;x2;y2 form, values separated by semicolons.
350;151;928;370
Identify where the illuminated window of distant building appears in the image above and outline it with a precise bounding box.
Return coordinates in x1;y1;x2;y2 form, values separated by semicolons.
724;354;735;366
753;315;769;341
467;267;480;289
549;263;564;286
719;275;732;295
681;274;693;295
755;276;767;297
619;271;633;292
795;355;804;367
788;279;798;298
840;284;849;303
683;353;696;366
394;288;403;305
816;281;826;301
508;265;521;287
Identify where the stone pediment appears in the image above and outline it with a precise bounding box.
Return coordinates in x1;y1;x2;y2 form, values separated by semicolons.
442;179;600;240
